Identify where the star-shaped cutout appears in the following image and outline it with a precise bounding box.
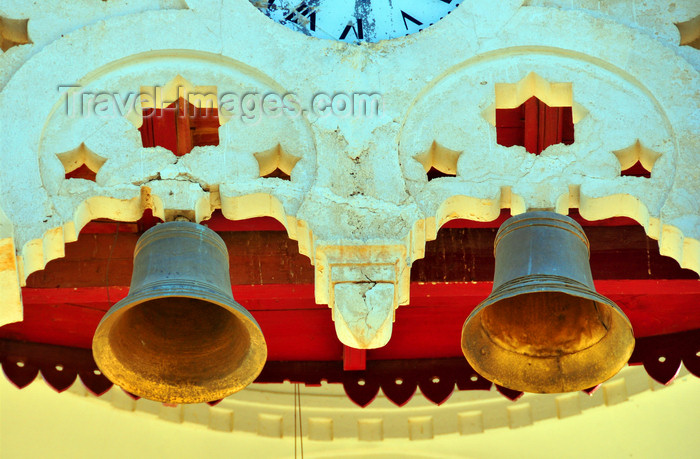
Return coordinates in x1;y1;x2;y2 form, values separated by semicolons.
133;75;225;157
127;75;227;128
676;13;700;49
56;144;107;182
0;16;31;52
413;141;462;180
482;72;588;126
254;144;301;180
613;140;661;177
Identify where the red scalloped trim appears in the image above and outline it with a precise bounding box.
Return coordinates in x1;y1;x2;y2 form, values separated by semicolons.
2;330;699;407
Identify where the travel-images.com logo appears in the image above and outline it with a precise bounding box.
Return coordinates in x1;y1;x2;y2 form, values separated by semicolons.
59;85;384;123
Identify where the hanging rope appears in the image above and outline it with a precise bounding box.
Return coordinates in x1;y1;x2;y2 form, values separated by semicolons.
298;383;304;458
294;383;304;459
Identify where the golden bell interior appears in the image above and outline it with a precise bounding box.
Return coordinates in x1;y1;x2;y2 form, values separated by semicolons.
462;290;635;393
107;298;250;388
480;292;612;358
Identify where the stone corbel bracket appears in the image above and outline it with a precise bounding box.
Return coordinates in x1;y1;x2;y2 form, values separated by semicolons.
315;244;410;349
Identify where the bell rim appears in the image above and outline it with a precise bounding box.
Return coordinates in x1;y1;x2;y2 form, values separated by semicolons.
92;283;267;404
461;311;635;393
461;280;635;393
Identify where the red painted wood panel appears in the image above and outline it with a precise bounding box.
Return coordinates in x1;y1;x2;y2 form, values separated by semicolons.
4;212;699;364
3;279;698;361
140;107;179;155
75;208;642;234
262;168;292;180
621;160;652;178
29;214;695;290
495;96;574;155
343;346;367;370
139;99;219;156
201;211;286;232
189;105;220;147
175;99;193;155
64;164;97;181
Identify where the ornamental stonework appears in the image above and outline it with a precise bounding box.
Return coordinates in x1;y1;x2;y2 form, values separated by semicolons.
0;0;698;351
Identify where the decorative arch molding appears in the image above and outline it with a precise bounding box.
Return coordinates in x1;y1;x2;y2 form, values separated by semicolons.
14;188;318;285
413;188;700;276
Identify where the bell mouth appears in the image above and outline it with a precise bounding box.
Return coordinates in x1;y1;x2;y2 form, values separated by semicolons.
462;291;635;393
93;294;267;404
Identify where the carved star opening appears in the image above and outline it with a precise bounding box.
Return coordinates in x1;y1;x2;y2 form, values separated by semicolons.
613;140;661;178
0;16;31;52
483;72;588;155
413;142;461;181
137;75;222;156
676;14;700;49
254;144;301;181
56;144;107;182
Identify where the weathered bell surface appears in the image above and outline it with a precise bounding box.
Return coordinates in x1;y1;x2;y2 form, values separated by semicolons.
461;211;635;393
92;221;267;404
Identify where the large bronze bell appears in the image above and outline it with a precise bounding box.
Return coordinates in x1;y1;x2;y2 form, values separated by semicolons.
92;221;267;404
461;211;634;393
